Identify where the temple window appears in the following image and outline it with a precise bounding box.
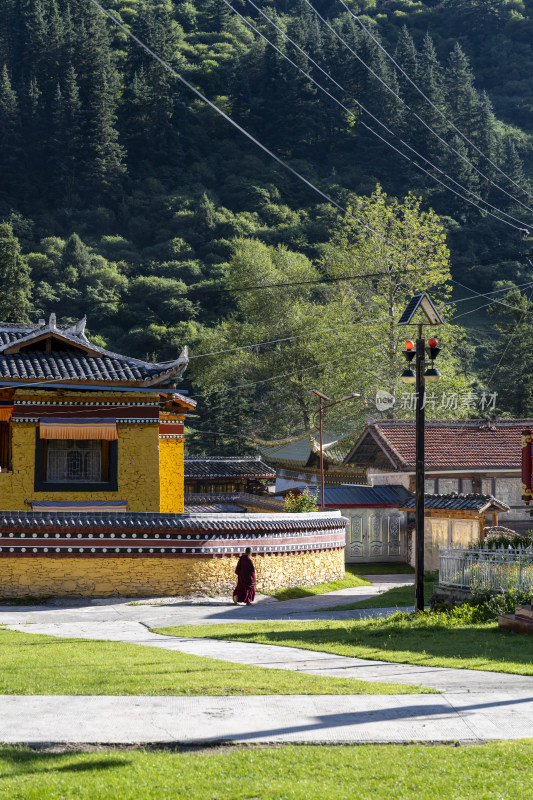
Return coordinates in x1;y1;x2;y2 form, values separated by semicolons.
34;429;118;492
46;440;106;483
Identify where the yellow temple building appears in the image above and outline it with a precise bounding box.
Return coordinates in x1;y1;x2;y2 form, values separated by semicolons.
0;313;195;513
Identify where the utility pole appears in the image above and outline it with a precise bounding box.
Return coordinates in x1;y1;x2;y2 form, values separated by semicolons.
415;323;425;612
399;294;443;612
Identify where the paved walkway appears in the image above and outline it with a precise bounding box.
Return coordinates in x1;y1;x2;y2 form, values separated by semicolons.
2;575;533;745
2;692;533;744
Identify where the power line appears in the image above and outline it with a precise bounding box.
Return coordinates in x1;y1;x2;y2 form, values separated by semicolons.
340;0;533;206
488;264;533;383
451;278;533;303
85;0;402;253
189;345;366;398
189;315;378;359
302;0;533;220
235;0;525;230
451;277;533;315
186;264;443;297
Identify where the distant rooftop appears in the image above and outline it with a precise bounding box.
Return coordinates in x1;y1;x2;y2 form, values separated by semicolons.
318;484;412;507
345;419;533;470
184;456;274;480
399;493;510;513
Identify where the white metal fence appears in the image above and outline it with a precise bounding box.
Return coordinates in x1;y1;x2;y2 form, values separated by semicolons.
439;546;533;592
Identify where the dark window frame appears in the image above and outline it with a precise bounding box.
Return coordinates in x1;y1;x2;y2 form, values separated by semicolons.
34;430;118;492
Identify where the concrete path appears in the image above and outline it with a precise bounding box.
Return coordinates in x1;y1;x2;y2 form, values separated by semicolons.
6;619;533;694
3;575;533;745
2;692;533;744
0;575;414;627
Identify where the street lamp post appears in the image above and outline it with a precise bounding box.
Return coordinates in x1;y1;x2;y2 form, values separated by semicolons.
310;390;360;508
398;294;443;612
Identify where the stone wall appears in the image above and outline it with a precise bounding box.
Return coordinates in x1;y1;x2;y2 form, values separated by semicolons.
0;548;345;598
0;509;347;598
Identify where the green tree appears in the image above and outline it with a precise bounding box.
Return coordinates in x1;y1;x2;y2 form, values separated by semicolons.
0;222;32;321
0;64;21;194
484;287;533;416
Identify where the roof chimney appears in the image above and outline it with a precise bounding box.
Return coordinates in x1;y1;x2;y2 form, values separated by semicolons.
38;319;45;328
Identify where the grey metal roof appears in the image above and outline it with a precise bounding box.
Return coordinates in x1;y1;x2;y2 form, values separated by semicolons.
320;484;413;507
184;456;275;480
400;493;510;513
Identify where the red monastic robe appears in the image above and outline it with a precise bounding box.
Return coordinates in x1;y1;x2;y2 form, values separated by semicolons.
233;554;256;603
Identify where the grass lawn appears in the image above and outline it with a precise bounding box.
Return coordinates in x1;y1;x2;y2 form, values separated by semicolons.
321;579;435;611
156;612;533;675
265;566;370;600
0;629;428;695
1;742;532;799
351;562;414;575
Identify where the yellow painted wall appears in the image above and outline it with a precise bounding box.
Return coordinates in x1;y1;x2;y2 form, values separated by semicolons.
0;390;162;512
159;437;184;513
0;549;345;598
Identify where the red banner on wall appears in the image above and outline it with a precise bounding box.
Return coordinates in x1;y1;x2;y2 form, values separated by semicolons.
521;426;532;505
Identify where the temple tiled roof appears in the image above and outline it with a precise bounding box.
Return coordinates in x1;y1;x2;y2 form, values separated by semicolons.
345;420;532;470
399;493;510;513
184;456;275;480
0;314;190;389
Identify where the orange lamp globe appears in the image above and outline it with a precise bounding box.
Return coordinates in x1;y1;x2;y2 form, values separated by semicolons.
404;340;415;351
428;337;438;347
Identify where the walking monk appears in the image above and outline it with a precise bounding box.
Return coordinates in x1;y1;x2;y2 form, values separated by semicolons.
233;547;256;605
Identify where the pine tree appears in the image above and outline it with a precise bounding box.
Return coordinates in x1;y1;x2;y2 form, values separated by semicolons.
445;43;479;139
0;223;32;322
125;0;185;167
73;2;125;192
473;91;499;198
394;26;419;108
416;33;446;161
0;64;21;196
503;137;526;186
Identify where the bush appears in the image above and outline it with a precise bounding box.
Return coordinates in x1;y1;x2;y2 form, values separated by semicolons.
284;488;319;513
445;587;533;623
483;531;533;549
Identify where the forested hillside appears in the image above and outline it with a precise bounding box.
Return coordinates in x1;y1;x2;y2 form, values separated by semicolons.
1;0;533;449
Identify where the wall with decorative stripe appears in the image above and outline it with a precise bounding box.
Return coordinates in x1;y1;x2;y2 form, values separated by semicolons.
0;510;347;597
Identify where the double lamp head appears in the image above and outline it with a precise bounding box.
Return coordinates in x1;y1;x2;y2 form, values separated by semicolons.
400;338;442;384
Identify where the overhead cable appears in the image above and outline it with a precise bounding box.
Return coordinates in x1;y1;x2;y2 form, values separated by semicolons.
85;0;402;252
231;0;525;230
302;0;533;219
339;0;533;205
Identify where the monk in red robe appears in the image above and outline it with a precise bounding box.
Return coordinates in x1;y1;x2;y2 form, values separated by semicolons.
233;547;256;605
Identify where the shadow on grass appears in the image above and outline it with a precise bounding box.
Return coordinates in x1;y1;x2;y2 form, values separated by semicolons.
0;749;130;778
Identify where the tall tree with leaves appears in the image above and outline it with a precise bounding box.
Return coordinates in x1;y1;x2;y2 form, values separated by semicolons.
0;223;32;321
